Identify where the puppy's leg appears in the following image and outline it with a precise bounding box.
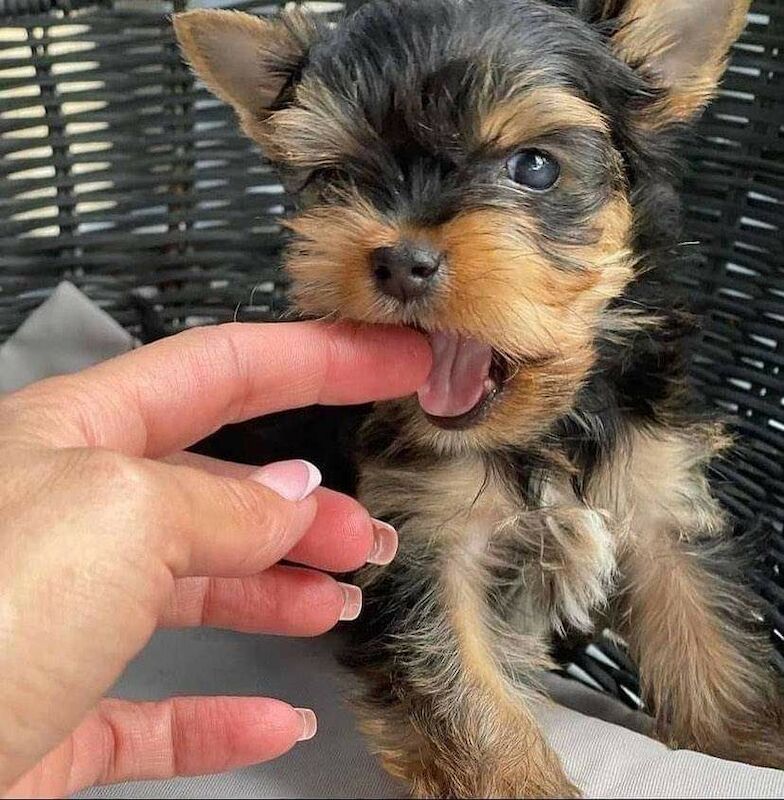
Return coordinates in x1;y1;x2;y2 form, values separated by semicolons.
622;531;784;766
346;459;580;799
599;426;784;766
348;559;574;798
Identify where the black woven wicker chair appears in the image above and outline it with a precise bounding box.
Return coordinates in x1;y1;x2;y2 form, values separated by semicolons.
1;0;782;707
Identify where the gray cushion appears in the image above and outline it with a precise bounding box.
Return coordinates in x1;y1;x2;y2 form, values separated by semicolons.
76;629;784;800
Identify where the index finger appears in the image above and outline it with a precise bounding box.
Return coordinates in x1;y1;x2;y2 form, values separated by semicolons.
1;321;431;457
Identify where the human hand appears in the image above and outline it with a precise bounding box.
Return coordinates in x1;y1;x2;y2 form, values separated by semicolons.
0;321;430;798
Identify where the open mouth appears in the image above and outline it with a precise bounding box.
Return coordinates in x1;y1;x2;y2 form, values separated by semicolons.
416;331;508;431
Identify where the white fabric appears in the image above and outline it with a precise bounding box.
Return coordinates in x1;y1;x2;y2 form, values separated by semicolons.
1;283;782;799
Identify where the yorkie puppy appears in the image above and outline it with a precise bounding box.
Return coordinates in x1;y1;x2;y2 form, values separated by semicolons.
175;1;783;796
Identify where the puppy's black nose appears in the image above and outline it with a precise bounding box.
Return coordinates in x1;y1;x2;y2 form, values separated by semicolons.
371;241;443;303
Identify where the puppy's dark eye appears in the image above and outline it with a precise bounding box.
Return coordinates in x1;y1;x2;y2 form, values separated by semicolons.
506;150;560;191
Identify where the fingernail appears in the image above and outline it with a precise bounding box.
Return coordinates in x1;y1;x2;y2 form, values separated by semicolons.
368;519;398;565
295;708;318;741
338;583;363;621
250;460;321;502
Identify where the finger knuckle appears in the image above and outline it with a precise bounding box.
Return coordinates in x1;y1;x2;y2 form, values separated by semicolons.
342;504;373;551
328;516;373;572
177;325;252;422
74;451;169;549
307;582;344;632
220;480;292;570
286;573;343;635
86;449;158;502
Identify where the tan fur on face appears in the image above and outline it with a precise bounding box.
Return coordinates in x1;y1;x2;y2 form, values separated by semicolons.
259;74;633;451
263;79;611;169
481;87;610;150
287;195;634;450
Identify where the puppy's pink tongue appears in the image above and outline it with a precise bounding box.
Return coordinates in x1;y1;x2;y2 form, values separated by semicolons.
417;332;493;418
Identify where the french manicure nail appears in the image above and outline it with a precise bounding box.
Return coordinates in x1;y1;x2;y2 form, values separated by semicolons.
250;460;322;502
368;519;398;565
295;708;318;741
338;582;363;621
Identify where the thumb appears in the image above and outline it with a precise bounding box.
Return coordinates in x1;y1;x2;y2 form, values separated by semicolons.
148;457;322;578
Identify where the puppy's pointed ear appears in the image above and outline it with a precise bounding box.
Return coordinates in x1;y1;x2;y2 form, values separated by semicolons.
602;0;751;125
173;9;317;127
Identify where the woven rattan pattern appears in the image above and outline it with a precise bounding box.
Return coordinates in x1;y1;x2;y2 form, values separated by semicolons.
676;4;783;666
1;1;782;673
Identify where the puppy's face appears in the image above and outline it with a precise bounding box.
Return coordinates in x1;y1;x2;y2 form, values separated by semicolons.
175;0;750;451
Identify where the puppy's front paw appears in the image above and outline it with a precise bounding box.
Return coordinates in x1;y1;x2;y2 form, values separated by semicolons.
535;506;616;633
